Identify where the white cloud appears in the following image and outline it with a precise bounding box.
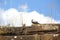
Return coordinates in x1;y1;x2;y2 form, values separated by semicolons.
0;8;60;27
0;8;5;25
18;3;29;12
2;8;21;26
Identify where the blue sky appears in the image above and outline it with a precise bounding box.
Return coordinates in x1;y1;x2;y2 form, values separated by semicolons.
0;0;60;21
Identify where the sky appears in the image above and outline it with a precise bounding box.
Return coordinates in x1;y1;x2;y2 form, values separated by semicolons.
0;0;60;26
